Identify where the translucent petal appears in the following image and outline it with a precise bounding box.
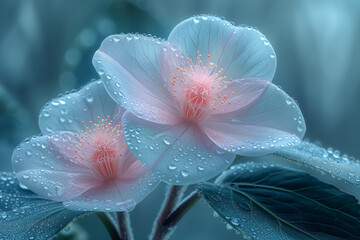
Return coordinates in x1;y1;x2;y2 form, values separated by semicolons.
168;15;276;81
203;83;305;156
93;34;180;124
64;169;160;212
12;133;99;202
122;111;235;185
39;80;123;134
12;132;160;211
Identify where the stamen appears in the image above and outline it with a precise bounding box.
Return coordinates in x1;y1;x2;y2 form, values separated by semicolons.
73;116;123;179
169;51;236;121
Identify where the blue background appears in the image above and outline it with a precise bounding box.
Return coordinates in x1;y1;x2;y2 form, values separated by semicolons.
1;0;359;239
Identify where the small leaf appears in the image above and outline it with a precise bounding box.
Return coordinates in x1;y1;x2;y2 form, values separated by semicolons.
198;162;360;240
0;172;84;240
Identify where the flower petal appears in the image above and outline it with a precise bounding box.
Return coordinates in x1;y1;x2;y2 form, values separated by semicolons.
93;34;180;124
39;80;123;134
63;170;160;212
12;133;99;202
122;111;235;185
12;132;160;211
168;15;276;81
203;83;306;156
212;78;270;114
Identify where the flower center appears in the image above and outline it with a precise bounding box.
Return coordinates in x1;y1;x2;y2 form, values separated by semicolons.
170;52;235;122
74;116;124;179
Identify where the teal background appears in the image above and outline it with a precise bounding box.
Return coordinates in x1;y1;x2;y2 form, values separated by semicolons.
1;0;359;239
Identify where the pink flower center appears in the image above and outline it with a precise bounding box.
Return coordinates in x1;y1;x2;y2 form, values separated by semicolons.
170;52;235;122
73;116;124;179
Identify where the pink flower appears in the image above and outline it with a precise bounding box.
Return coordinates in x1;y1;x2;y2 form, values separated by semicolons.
12;80;159;211
93;16;306;185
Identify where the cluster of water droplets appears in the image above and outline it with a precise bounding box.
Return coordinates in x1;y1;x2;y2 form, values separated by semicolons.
200;162;298;240
276;141;360;193
12;133;83;200
0;172;82;240
40;80;103;133
123;122;234;184
189;15;276;74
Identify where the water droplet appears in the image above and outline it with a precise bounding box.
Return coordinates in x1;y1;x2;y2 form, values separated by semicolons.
193;18;200;24
162;137;171;145
19;182;29;190
113;36;120;42
26;150;32;156
168;164;177;170
197;166;205;171
126;34;132;41
1;212;7;219
297;126;303;132
226;223;233;230
286;98;292;105
86;94;94;103
181;170;189;177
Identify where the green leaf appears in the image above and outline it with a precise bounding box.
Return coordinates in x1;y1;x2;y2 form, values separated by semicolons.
263;141;360;201
0;172;84;240
198;162;360;240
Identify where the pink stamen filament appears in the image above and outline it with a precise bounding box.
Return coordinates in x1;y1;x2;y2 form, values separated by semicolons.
74;116;124;179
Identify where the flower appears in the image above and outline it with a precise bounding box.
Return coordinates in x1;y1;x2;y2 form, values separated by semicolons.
12;80;159;211
93;15;306;185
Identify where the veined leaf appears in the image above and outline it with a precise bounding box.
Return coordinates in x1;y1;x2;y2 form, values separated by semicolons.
265;141;360;201
199;162;360;240
0;172;84;240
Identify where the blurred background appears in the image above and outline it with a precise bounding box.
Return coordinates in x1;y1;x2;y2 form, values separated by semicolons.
1;0;360;239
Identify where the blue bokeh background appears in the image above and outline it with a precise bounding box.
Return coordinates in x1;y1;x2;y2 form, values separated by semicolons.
1;0;360;239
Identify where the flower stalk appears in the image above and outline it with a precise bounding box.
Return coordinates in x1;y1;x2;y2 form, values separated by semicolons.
150;185;187;240
117;211;134;240
151;189;202;240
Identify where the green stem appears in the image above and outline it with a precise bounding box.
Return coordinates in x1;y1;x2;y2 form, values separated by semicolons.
150;185;187;240
117;211;134;240
163;191;201;228
151;190;202;240
96;212;121;240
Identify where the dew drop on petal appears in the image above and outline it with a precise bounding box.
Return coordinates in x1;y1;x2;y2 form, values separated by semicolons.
86;94;94;103
286;98;292;105
297;126;303;132
168;163;177;170
162;137;172;145
197;166;205;171
181;170;189;177
19;182;29;190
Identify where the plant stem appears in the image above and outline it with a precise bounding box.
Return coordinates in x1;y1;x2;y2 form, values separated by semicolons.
117;211;134;240
151;189;201;240
96;212;121;240
163;191;201;229
150;185;187;240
